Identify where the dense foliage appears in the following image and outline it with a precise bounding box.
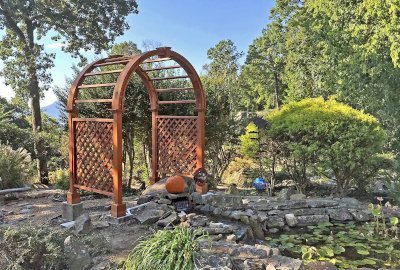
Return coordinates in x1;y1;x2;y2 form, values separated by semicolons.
267;98;386;194
0;226;66;269
0;144;34;189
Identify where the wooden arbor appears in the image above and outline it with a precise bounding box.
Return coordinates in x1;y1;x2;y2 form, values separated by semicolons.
66;47;206;217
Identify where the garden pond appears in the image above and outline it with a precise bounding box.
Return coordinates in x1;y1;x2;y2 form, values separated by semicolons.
266;221;400;269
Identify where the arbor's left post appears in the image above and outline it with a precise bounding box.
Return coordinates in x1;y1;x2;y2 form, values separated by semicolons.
63;110;83;221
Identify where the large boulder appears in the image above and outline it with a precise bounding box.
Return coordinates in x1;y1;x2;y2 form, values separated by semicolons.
142;176;195;196
64;235;92;270
327;209;353;221
284;213;298;227
75;214;92;235
263;216;285;230
277;188;296;201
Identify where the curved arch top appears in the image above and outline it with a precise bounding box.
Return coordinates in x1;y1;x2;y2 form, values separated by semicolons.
66;47;207;218
66;47;206;113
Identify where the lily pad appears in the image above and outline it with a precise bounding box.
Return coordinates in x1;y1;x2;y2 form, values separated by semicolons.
356;248;370;255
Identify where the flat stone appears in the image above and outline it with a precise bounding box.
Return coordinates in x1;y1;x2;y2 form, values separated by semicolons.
285;213;298;227
232;245;269;259
209;222;224;228
239;255;304;270
137;195;156;205
290;193;306;200
75;213;92;234
348;209;370;221
106;214;133;225
327;209;353;221
188;214;209;227
157;198;172;204
205;194;243;210
307;199;338;208
263;216;285;229
136;209;165;224
200;204;212;212
305;261;338;270
297;215;330;226
60;221;75;229
93;220;110;229
191;192;204;205
336;197;362;207
157;212;179;227
19;208;33;214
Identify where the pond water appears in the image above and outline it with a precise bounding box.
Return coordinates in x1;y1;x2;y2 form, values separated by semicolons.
266;221;400;269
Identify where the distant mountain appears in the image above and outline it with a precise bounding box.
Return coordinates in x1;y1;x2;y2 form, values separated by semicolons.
43;101;62;120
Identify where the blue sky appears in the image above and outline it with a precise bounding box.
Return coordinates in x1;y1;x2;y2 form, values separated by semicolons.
0;0;273;106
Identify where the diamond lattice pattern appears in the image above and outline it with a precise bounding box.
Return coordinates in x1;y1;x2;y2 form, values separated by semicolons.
75;121;113;192
157;117;198;175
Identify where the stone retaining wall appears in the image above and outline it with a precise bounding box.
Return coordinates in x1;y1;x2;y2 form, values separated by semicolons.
191;192;399;235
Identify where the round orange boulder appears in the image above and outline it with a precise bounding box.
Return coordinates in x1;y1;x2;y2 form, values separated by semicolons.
165;175;185;194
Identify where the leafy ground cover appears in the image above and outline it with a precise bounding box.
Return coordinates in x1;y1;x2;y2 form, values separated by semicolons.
267;221;400;269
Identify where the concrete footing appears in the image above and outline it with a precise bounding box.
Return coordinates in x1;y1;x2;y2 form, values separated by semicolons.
62;202;83;221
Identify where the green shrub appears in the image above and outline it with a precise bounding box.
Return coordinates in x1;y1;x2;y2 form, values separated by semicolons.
49;168;70;190
0;144;34;189
240;123;259;158
222;157;260;187
124;227;207;270
267;97;386;195
0;226;66;270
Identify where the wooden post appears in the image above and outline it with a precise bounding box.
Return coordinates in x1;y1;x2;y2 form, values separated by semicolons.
67;111;80;204
150;110;159;184
196;110;205;171
111;111;126;217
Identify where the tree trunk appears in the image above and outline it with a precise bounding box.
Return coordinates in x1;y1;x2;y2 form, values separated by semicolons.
30;74;49;185
273;72;280;109
26;21;48;184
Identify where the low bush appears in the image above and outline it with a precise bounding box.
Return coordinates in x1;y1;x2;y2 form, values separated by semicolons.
222;157;260;187
49;168;70;190
0;226;66;270
267;97;386;195
124;227;207;270
0;143;34;189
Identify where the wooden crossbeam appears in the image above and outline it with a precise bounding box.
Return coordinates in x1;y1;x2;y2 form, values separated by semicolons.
155;87;193;93
93;60;130;67
143;65;181;72
142;57;171;63
78;83;116;89
158;100;196;105
84;70;123;77
75;99;113;103
151;75;189;81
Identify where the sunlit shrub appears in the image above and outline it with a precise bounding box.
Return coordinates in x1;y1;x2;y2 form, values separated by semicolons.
0;226;66;269
0;144;34;189
267;97;386;195
49;168;69;190
124;227;207;270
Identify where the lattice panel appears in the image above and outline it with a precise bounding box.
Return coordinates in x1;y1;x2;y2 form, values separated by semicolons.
157;117;198;175
74;121;114;193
